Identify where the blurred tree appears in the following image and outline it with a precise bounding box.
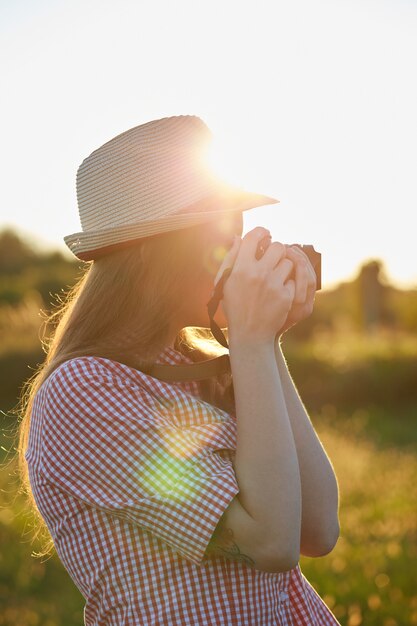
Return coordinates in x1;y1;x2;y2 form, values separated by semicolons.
0;229;37;274
357;260;386;329
385;285;417;333
286;258;417;340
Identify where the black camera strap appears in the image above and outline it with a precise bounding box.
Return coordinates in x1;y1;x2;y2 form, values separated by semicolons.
206;267;232;349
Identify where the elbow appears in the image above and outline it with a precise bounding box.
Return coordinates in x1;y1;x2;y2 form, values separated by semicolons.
320;523;340;555
302;522;340;558
257;538;300;574
320;520;340;555
258;550;299;574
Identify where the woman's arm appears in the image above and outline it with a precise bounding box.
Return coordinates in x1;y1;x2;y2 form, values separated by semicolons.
206;340;302;573
274;338;340;557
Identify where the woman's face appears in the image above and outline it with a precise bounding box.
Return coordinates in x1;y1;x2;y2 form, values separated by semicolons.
177;211;244;332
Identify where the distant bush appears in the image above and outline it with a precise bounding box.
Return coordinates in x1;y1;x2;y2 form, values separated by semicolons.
284;328;417;413
286;349;417;412
0;348;44;411
0;228;82;309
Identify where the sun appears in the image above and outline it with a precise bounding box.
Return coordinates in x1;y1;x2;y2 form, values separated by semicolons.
205;132;248;190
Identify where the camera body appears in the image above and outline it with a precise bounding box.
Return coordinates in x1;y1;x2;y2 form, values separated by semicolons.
255;235;321;290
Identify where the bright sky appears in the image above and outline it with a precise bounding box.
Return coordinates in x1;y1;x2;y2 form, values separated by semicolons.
1;0;416;290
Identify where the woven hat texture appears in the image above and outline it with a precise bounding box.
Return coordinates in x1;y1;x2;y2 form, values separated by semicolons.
64;115;279;260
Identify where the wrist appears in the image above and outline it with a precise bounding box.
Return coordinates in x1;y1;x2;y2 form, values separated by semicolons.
274;341;287;368
228;334;276;357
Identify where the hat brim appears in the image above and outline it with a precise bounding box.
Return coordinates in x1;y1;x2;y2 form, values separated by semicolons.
64;186;279;261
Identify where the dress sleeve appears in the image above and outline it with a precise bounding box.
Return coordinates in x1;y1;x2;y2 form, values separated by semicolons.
38;359;239;566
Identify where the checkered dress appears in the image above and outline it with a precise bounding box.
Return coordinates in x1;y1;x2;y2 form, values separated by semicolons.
25;346;341;625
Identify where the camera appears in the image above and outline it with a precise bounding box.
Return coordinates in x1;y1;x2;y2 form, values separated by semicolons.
207;234;322;349
255;235;321;290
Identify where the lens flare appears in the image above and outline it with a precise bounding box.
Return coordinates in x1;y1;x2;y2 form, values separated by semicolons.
202;244;229;278
137;426;217;503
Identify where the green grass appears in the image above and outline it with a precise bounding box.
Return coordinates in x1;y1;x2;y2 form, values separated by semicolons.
300;410;417;626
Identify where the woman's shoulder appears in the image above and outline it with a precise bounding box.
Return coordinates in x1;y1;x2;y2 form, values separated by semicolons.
34;355;177;430
42;355;152;397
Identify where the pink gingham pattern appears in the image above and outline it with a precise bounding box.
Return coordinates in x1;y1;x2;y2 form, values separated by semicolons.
25;346;341;625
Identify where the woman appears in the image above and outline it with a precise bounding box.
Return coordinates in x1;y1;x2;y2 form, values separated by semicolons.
19;115;341;625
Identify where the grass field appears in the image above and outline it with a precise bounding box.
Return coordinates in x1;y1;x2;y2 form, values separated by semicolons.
300;408;417;625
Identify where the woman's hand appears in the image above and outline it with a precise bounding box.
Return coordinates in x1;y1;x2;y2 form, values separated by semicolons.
276;245;317;337
214;227;296;347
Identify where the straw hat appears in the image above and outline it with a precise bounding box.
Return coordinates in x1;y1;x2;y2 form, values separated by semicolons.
64;115;279;261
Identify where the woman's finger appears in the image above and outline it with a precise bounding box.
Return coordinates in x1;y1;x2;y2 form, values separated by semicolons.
290;246;317;291
285;246;308;304
258;240;286;269
301;250;317;297
284;278;296;302
232;226;270;272
273;257;294;284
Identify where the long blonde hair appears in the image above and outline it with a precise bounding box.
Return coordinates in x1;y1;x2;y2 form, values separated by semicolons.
16;222;233;556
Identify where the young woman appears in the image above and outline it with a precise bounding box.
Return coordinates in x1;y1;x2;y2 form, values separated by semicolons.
19;115;341;625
